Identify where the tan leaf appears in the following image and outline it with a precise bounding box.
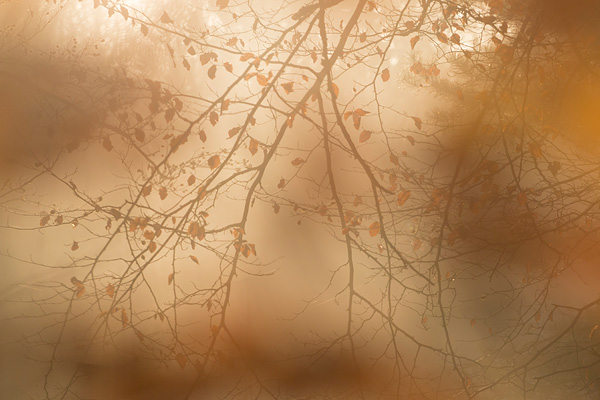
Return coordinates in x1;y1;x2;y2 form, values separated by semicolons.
148;241;157;253
168;272;174;285
71;241;79;251
209;111;219;126
106;283;115;299
159;187;168;200
102;137;113;152
121;309;128;327
359;130;372;143
208;155;221;170
216;0;229;10
397;190;411;206
249;138;259;155
190;255;199;264
381;68;390;82
224;62;233;72
142;184;152;197
410;35;419;50
175;353;187;369
160;11;173;24
291;158;304;166
412;117;422;130
281;82;294;94
369;221;381;237
187;175;196;186
517;191;528;206
208;65;217;79
40;215;50;227
277;178;285;189
330;82;339;98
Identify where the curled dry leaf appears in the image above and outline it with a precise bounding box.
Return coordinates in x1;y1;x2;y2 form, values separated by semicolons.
208;155;220;170
106;283;115;298
381;68;390;82
369;221;381;237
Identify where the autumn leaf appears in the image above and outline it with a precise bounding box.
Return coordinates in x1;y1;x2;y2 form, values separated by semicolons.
208;65;217;79
436;32;448;44
529;142;542;158
216;0;229;10
273;202;280;214
381;68;390;82
359;32;366;43
190;255;199;264
209;111;219;126
134;128;145;142
141;24;148;36
277;178;285;189
182;59;191;71
159;187;168;200
240;53;254;62
142;184;152;197
249;138;259;155
224;62;233;72
330;82;339;98
106;283;115;298
102;137;113;152
353;196;362;207
517;191;528;206
369;221;381;237
407;135;415;145
168;272;174;285
71;241;79;251
291;158;304;166
187;174;196;186
199;130;207;142
40;215;50;226
281;82;294;94
208;155;220;170
390;153;399;166
359;130;372;143
144;230;155;241
226;37;238;46
412;117;422;130
160;11;173;24
187;46;196;55
410;35;420;50
256;74;268;86
175;353;187;369
450;33;461;45
148;241;157;253
590;324;599;340
121;309;128;327
397;190;411;206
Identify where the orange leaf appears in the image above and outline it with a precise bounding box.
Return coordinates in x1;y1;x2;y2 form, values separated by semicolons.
359;130;372;143
281;82;294;94
410;35;419;50
412;117;422;130
436;32;448;44
168;272;174;285
249;138;259;155
102;137;113;152
160;11;173;24
517;191;528;206
40;215;50;226
291;158;304;166
208;65;217;79
190;255;199;264
148;241;157;253
187;174;196;186
359;32;367;43
277;178;285;189
209;111;219;126
381;68;390;82
330;82;339;98
159;187;168;200
224;62;233;72
529;142;542;158
106;283;115;298
175;353;187;369
71;241;79;251
240;53;254;62
142;184;152;197
369;221;380;237
256;74;268;86
397;190;411;206
208;155;220;170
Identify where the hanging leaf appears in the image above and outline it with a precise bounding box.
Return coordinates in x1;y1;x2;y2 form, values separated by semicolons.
224;62;233;72
71;241;79;251
190;255;199;264
208;155;221;170
249;138;259;155
529;142;542;158
330;82;339;98
182;59;191;71
277;178;285;189
168;272;174;285
590;324;599;340
390;153;399;166
216;0;229;10
187;174;196;186
436;32;448;44
159;187;168;200
410;35;420;50
412;117;422;130
106;283;115;298
208;65;217;79
291;158;304;166
397;190;411;206
359;130;372;143
102;137;113;152
134;128;145;142
369;221;381;237
141;24;148;36
160;11;173;24
121;309;128;327
199;130;207;142
381;68;390;82
281;82;294;94
148;241;157;253
142;184;152;197
209;111;219;126
175;353;187;369
40;215;50;226
517;191;528;206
